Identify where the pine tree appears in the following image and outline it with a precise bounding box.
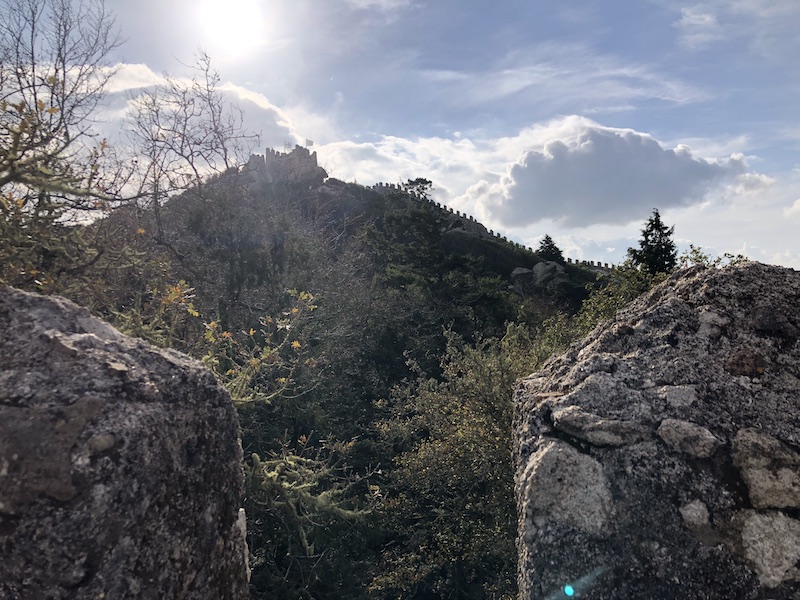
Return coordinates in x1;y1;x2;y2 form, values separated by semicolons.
627;209;678;275
537;234;565;263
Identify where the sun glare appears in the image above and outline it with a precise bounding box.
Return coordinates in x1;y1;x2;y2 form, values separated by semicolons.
195;0;269;61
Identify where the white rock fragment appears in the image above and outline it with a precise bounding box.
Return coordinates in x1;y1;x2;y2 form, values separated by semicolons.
658;385;698;408
740;510;800;588
679;500;710;529
657;419;722;458
519;440;613;534
553;405;649;446
733;428;800;509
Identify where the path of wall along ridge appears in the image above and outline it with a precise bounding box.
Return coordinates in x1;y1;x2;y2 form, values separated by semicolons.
245;149;615;271
369;181;616;271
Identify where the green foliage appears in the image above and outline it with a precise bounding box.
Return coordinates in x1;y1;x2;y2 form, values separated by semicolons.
0;191;98;290
537;234;565;263
373;324;568;599
576;260;667;336
0;0;124;295
202;290;318;406
245;439;378;600
626;208;678;275
402;178;433;199
110;279;204;349
679;244;749;268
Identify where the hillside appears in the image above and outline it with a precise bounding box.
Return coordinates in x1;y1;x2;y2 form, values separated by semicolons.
3;147;609;599
3;141;744;597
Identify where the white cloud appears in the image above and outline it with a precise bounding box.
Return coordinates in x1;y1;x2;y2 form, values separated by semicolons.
217;83;303;147
89;65;307;160
345;0;413;8
671;177;800;268
104;63;164;93
315;116;767;237
479;117;744;228
670;1;800;64
784;199;800;217
420;42;708;113
723;172;775;197
663;134;752;160
674;6;724;49
317;135;491;197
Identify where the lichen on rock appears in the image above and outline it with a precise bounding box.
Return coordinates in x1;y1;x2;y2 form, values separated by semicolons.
0;287;249;599
513;263;800;599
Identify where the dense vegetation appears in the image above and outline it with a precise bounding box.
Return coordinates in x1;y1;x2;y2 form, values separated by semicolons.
2;2;744;596
1;161;682;598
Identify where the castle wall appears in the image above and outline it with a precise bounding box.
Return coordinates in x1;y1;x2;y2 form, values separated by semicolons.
245;145;326;185
367;181;615;270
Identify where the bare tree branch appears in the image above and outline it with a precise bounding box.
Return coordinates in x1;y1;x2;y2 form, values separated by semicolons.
0;0;122;202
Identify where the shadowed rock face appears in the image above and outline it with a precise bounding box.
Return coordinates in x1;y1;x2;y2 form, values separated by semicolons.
513;263;800;600
0;287;249;600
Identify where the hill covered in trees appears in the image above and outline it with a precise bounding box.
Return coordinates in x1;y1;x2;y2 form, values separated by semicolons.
5;143;712;597
3;142;614;596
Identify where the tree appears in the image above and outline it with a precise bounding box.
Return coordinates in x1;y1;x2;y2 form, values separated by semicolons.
679;244;748;269
537;234;564;263
125;53;259;246
0;0;124;291
402;177;433;200
0;0;121;200
372;325;563;599
575;260;666;336
627;208;677;275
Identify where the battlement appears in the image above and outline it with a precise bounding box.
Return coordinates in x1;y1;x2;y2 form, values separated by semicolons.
245;145;326;184
368;181;616;270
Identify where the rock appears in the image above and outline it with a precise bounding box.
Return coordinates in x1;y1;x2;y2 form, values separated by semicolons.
739;510;800;588
513;263;800;599
532;260;569;287
518;440;613;535
511;261;570;294
553;405;650;446
658;384;698;409
733;428;800;509
657;419;723;458
679;499;710;529
0;287;249;599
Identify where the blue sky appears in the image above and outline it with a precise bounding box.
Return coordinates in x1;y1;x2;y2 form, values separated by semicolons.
104;0;800;267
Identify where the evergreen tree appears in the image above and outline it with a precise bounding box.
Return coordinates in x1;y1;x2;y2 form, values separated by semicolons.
537;234;565;263
402;177;433;200
627;209;677;275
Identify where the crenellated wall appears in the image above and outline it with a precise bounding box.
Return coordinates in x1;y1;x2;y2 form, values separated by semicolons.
368;181;616;270
245;145;327;184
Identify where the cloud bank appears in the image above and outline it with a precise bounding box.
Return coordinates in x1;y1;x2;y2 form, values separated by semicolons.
481;117;745;228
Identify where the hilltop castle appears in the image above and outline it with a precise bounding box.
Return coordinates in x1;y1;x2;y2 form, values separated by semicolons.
244;145;327;185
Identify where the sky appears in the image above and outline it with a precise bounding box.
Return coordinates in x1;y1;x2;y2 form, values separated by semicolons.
102;0;800;267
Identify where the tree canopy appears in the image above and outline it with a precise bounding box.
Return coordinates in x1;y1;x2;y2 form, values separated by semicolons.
0;0;121;200
537;234;565;263
627;208;677;275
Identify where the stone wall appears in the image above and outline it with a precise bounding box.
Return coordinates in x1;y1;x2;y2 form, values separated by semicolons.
245;145;327;185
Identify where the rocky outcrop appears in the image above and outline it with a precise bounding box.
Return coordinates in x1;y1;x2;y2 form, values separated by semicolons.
0;287;249;599
512;261;570;294
513;263;800;599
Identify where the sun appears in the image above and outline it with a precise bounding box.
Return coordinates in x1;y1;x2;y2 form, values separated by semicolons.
195;0;269;61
